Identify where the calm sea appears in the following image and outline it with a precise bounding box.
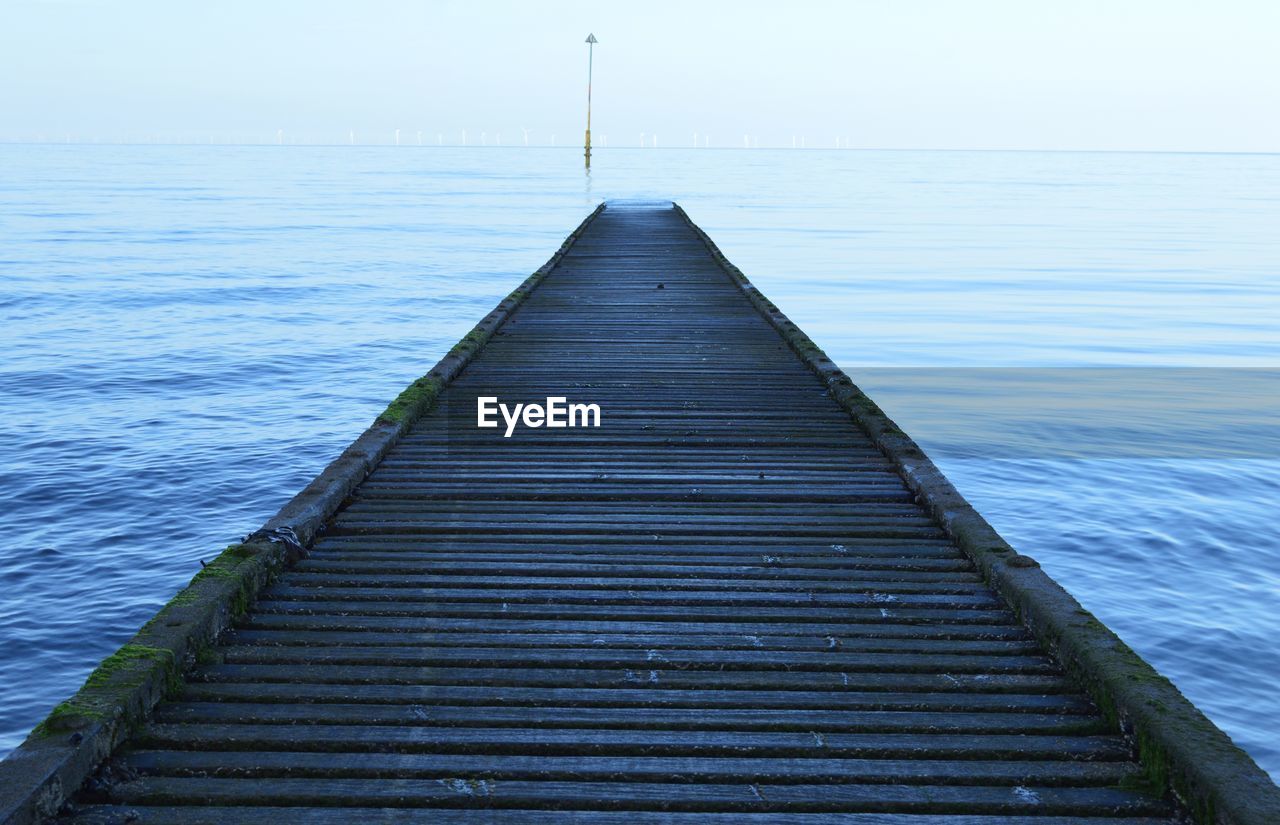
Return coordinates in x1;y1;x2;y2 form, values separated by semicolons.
1;145;1277;780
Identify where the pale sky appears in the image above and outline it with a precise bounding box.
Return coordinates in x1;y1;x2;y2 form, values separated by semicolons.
2;0;1277;151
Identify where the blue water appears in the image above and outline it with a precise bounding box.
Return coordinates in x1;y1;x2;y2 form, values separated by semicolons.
1;145;1277;782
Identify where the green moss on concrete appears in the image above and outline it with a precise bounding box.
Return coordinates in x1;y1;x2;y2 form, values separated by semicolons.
377;375;443;425
32;699;110;736
167;591;201;607
506;286;528;303
194;645;223;667
191;566;237;583
373;263;573;429
372;296;530;427
191;544;243;576
189;543;264;588
32;645;179;737
214;545;277;618
1041;628;1230;822
226;543;258;559
1134;730;1184;820
82;645;173;690
1116;770;1164;796
136;547;257;634
35;540;280;741
139;589;200;632
451;329;487;354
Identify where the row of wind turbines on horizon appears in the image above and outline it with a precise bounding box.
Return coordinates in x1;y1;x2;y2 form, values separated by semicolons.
4;130;862;149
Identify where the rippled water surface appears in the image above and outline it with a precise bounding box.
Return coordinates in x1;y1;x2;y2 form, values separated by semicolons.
1;145;1277;780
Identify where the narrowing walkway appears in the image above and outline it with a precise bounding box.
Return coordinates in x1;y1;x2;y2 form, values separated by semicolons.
4;203;1279;824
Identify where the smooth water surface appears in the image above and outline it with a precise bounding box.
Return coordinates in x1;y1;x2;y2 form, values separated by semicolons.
1;145;1277;781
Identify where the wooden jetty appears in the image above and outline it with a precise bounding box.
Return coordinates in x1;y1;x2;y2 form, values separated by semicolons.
2;203;1278;824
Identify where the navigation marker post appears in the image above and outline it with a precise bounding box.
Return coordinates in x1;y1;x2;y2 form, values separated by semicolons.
584;33;597;169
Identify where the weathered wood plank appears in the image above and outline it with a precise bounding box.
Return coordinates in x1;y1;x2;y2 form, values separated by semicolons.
60;809;1178;825
91;777;1169;816
210;645;1056;674
191;664;1069;693
221;629;1039;655
248;602;1018;624
179;683;1093;713
270;579;995;599
236;614;1026;640
117;750;1137;784
134;724;1132;759
150;702;1105;735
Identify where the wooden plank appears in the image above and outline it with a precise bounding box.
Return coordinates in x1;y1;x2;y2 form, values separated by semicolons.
191;664;1070;693
92;777;1168;816
282;564;988;585
292;573;970;591
60;809;1179;825
248;602;1018;624
304;541;970;559
270;579;996;600
135;724;1131;759
236;614;1027;640
211;645;1056;674
118;750;1138;784
221;629;1040;655
150;702;1105;735
179;682;1093;713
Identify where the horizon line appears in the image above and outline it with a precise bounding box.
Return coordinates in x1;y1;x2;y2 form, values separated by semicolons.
1;140;1277;157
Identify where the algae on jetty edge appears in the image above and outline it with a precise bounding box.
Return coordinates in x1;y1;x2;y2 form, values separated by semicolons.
33;645;177;736
378;375;443;424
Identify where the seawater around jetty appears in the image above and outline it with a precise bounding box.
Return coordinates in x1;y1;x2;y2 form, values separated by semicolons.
0;144;1277;781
